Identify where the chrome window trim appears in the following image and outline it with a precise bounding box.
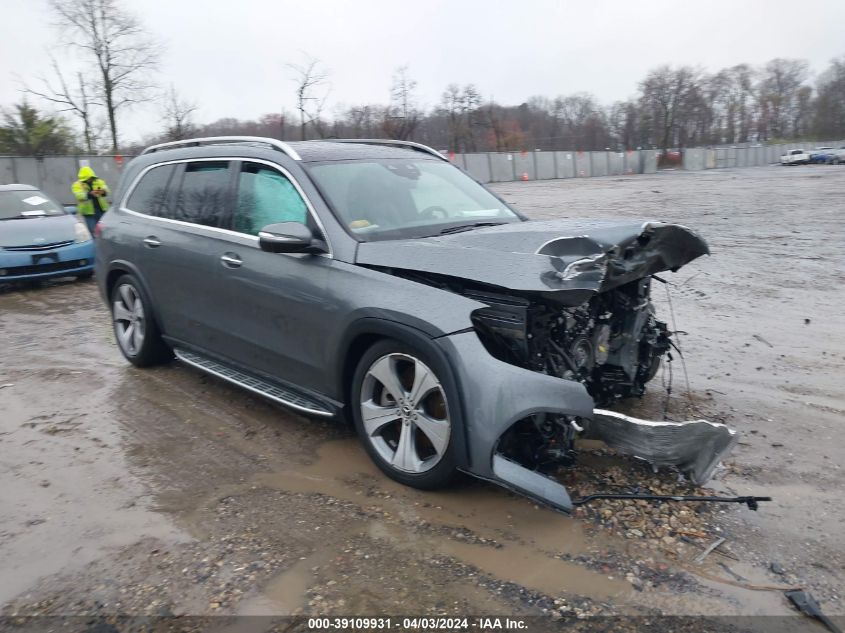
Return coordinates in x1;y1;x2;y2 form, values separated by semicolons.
120;156;334;257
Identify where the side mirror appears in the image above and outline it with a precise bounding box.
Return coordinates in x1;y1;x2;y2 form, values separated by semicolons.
258;222;326;254
64;205;77;214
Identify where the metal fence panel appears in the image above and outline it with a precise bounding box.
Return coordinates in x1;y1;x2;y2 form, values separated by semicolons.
448;153;466;170
574;151;591;177
684;148;705;170
608;152;624;176
726;148;737;168
714;148;727;168
590;152;609;177
0;157;15;184
555;152;575;178
642;150;658;174
705;149;717;169
41;156;78;204
489;153;515;182
513;152;535;180
463;153;492;183
623;150;640;174
534;152;555;180
12;157;40;189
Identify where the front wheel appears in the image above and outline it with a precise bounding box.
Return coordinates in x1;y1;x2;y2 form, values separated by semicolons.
110;273;172;367
351;339;458;490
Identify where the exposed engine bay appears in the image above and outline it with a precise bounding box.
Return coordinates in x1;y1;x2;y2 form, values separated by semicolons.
468;276;669;406
384;268;736;486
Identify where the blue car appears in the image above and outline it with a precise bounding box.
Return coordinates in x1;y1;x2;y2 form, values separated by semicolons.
0;184;95;283
808;147;835;164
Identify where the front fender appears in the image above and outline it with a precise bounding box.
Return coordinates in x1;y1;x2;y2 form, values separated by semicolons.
435;330;594;476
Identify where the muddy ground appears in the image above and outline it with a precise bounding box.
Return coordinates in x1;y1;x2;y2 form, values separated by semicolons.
1;165;843;630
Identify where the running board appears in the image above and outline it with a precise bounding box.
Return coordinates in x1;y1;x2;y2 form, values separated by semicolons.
174;348;333;418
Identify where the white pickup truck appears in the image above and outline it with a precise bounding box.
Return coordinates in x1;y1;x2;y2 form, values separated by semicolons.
781;149;810;165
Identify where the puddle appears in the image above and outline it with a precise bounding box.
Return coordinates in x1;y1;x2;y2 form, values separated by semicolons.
238;548;336;615
255;439;631;602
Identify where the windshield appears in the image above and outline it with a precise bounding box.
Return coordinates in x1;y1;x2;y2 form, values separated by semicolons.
305;158;521;241
0;190;65;220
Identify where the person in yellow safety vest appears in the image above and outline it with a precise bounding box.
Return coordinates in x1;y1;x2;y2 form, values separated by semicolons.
72;166;110;234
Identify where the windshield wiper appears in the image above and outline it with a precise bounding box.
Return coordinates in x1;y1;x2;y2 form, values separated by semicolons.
439;221;506;235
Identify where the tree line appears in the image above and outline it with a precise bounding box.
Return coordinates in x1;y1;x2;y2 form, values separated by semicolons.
1;0;844;156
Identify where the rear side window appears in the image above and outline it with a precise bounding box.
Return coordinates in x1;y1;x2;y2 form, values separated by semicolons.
125;164;176;216
233;163;308;235
171;161;233;228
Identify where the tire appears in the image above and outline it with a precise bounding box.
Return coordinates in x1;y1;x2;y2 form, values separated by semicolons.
110;273;172;367
351;338;459;490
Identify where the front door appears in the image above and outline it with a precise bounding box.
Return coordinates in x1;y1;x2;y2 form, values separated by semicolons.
209;160;339;394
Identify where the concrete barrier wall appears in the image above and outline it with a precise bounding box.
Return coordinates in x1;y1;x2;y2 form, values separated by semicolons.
0;155;130;204
590;152;609;177
535;152;555;180
574;152;591;177
555;152;575;178
3;141;843;198
489;153;515;182
463;153;491;183
608;152;624;176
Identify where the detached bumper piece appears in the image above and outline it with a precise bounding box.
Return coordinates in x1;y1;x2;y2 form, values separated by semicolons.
584;408;739;485
486;407;756;515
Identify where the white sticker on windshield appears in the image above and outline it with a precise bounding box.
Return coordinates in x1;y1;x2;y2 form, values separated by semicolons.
20;210;47;216
462;209;500;217
22;195;48;206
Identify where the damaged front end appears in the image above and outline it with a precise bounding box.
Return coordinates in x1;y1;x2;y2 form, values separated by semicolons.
361;218;749;512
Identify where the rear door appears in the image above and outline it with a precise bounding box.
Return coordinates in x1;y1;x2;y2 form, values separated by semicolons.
127;159;238;349
207;159;337;393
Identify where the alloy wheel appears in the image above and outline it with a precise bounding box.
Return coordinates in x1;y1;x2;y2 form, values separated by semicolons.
113;283;146;356
359;353;450;473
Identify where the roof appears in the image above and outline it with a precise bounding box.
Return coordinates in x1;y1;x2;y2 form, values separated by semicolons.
0;184;38;192
140;136;445;163
291;140;444;162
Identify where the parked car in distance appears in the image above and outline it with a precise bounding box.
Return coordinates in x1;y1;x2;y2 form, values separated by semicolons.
781;149;810;165
0;184;95;283
96;136;737;513
808;147;835;164
829;146;845;164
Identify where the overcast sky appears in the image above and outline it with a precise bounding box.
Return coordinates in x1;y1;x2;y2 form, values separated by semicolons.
2;0;845;145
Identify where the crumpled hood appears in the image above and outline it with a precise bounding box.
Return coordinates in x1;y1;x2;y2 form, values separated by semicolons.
356;219;709;303
0;214;78;248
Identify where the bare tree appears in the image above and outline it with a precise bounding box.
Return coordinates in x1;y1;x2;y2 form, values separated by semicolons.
287;54;330;140
161;85;198;141
638;66;702;153
21;54;100;153
50;0;160;152
758;58;809;139
813;56;845;139
383;66;421;140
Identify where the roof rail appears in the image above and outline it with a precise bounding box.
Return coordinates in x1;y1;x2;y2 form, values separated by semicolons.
322;139;448;161
141;136;302;161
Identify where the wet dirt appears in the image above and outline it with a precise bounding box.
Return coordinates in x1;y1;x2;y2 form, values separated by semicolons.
1;166;843;623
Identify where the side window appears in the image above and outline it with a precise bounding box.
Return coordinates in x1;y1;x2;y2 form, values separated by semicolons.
233;162;308;236
125;164;176;216
172;161;233;228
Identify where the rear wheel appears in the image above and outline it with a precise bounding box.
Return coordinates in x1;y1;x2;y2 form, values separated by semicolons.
110;273;172;367
351;339;458;489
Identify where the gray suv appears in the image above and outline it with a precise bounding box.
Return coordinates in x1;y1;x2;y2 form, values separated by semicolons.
97;136;736;512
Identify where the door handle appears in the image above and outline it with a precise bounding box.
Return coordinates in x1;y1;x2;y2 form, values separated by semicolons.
220;253;242;268
143;236;161;248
